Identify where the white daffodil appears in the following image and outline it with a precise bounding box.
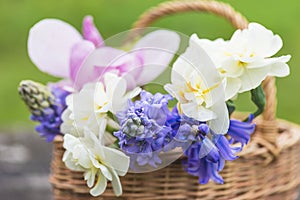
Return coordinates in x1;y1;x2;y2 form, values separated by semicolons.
198;22;290;100
164;34;229;134
60;73;141;138
63;129;130;197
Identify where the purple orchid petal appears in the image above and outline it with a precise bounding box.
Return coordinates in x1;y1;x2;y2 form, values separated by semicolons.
28;19;82;78
69;40;95;88
116;51;144;89
82;15;104;47
132;30;180;85
74;46;124;88
78;47;143;89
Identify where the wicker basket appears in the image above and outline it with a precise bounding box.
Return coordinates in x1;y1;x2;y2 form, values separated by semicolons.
49;0;300;199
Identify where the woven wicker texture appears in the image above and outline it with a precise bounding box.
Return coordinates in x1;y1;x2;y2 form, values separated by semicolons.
50;119;300;200
49;0;300;199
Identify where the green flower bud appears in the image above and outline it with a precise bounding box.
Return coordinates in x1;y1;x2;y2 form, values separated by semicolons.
18;80;55;116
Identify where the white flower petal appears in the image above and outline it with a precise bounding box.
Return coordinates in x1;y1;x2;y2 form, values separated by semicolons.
97;118;108;142
73;146;92;169
224;78;242;100
164;84;182;103
221;59;245;78
246;55;291;69
28;19;82;77
83;129;105;156
60;108;78;136
102;146;130;176
104;73;125;96
181;102;216;121
197;38;228;67
176;34;224;103
110;168;123;196
64;158;83;171
247;23;283;57
207;100;229;134
269;62;290;77
90;172;107;197
84;170;95;188
126;87;142;99
97;163;113;181
170;65;187;86
183;92;197;102
207;22;289;95
105;74;127;113
63;134;78;150
239;67;270;93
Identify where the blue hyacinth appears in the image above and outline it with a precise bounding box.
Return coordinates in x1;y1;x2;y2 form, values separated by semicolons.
166;106;202;149
228;114;256;147
30;86;69;142
19;81;69;142
183;124;240;184
167;107;256;184
114;90;175;169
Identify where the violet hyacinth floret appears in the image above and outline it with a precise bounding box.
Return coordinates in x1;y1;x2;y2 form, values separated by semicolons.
183;124;240;184
31;86;69;142
114;90;175;169
227;114;256;147
166;106;202;149
167;107;256;184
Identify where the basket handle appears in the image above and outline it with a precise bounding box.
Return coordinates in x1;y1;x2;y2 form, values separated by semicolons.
130;0;278;148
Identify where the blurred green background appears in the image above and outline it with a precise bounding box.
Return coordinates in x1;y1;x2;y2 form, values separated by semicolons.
0;0;299;129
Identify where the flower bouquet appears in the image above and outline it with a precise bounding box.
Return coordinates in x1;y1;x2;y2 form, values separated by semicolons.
19;0;300;199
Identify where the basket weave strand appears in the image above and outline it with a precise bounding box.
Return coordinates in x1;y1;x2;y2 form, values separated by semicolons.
130;0;248;36
50;120;300;199
49;0;300;199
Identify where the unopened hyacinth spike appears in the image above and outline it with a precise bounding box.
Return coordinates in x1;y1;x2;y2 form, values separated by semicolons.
19;80;69;142
18;80;55;116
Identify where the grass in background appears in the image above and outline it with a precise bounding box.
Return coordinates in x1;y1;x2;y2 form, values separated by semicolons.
0;0;299;128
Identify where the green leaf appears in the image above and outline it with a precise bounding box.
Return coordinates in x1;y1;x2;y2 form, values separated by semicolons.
106;125;118;134
250;85;266;118
107;111;114;121
110;138;120;148
226;100;236;117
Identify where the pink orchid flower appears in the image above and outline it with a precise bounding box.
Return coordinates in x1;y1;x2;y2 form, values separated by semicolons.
27;16;180;90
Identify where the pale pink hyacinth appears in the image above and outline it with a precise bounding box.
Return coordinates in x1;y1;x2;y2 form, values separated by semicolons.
27;16;180;90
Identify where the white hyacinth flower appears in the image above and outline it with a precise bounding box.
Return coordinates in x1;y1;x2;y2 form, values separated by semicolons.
164;34;229;134
62;129;130;196
198;23;290;100
60;72;141;138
